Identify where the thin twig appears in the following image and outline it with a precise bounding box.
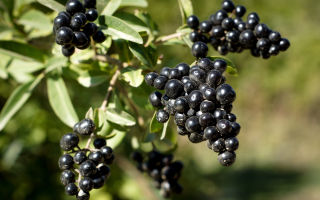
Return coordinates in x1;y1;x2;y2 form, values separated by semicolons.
155;32;187;44
100;69;121;111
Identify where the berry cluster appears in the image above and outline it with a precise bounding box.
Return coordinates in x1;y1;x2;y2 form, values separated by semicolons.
187;0;290;58
131;151;183;198
145;57;240;166
58;118;114;200
53;0;106;57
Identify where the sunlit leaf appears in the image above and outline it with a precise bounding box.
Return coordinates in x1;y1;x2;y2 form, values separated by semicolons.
120;0;147;8
149;111;163;133
121;67;144;87
101;0;122;16
160;120;169;140
114;12;149;33
128;42;157;67
177;0;193;23
107;129;126;149
105;107;136;126
36;0;65;12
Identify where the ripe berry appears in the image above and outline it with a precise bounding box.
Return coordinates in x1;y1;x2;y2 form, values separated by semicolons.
86;8;98;21
188;132;204;143
165;79;184;99
212;138;226;153
216;119;232;136
204;126;219;140
189;31;200;42
161;95;170;106
92;30;106;43
59;154;74;170
269;31;281;43
187;15;200;29
56;27;74;45
197;58;213;71
213;59;227;73
239;30;256;47
209;36;220;48
83;22;98;36
153;75;168;90
226;30;240;43
218;151;236;166
261;50;271;59
254;23;270;38
188;90;203;109
177;126;190;136
74;151;87;164
77;190;90;200
256;38;271;51
70;17;83;31
185;116;201;132
75;118;95;135
218;45;228;55
93;138;106;149
191;41;208;58
166;99;177;116
149;91;163;108
60;170;76;185
235;5;246;17
60;133;79;151
189;68;206;84
84;0;96;8
101;146;113;159
211;26;224;38
199;84;210;93
221;17;234;30
279;38;290;51
211;10;228;25
199;113;215;128
230;122;241;137
269;44;280;55
216;84;236;105
73;31;89;48
222;0;235;12
226;113;237;122
233;17;243;26
174;113;187;126
156;109;169;123
246;18;259;30
169;68;182;80
88;151;103;164
74;12;87;26
184;80;198;94
225;137;239;151
65;183;78;196
174;97;189;113
79;160;96;177
54;15;70;30
98;164;110;176
175;63;190;76
62;45;75;57
199;20;213;33
214;108;227;120
160;67;171;77
200;100;215;113
58;11;71;22
206;70;222;88
237;22;246;32
92;176;105;189
247;12;260;21
66;0;84;15
79;177;93;192
251;47;260;57
202;88;216;102
145;72;158;86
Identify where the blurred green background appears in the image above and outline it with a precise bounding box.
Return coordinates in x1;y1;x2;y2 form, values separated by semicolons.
1;0;320;200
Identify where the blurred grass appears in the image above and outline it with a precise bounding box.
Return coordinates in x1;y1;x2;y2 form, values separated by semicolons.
1;0;320;199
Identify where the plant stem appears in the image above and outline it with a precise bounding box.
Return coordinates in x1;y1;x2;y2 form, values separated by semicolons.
155;32;187;44
100;69;121;111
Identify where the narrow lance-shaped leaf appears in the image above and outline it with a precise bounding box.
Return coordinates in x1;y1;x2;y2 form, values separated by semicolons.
107;129;126;149
114;12;150;33
47;75;79;128
99;15;143;44
101;0;122;16
0;74;44;132
36;0;65;12
160;120;170;140
121;67;144;87
128;42;157;67
120;0;148;8
149;111;163;133
0;40;46;63
178;0;194;23
105;107;136;126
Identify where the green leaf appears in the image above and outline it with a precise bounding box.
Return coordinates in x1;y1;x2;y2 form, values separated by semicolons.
120;0;148;7
114;12;149;33
36;0;65;12
0;74;44;131
178;0;193;23
105;107;136;126
149;111;163;133
85;107;94;120
160;120;169;140
121;67;143;87
99;15;143;44
77;75;107;88
101;0;122;16
95;109;113;137
107;129;126;149
47;75;79;128
128;42;157;67
0;40;46;62
18;9;52;36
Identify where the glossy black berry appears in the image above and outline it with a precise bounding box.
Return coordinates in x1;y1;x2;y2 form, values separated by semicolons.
92;30;106;43
212;138;226;153
54;15;70;31
93;138;106;149
149;91;163;108
56;27;74;45
101;146;113;160
192;42;208;58
91;176;105;189
269;44;280;55
199;84;210;93
66;0;84;15
156;109;169;123
213;59;227;73
199;113;215;128
209;36;220;48
79;177;93;192
60;133;79;151
153;75;168;90
225;137;239;151
160;67;171;77
235;5;246;17
199;21;213;33
70;17;83;31
200;100;215;113
211;26;224;38
247;12;260;21
221;17;234;30
204;126;219;140
216;84;236;105
218;151;236;166
222;0;235;12
185;116;201;132
202;88;216;102
189;67;206;84
76;190;90;200
216;119;232;136
254;23;270;38
188;90;203;109
188;132;204;143
98;164;110;176
174;97;189;113
60;170;76;185
84;0;96;8
187;15;199;29
145;72;158;86
177;126;190;136
226;30;240;43
58;11;71;22
79;160;96;177
198;58;214;71
230;122;241;137
279;38;290;51
75;118;95;135
251;47;260;57
169;68;182;80
73;31;89;48
62;45;75;57
189;31;200;42
206;70;222;88
246;18;259;30
65;183;78;196
59;154;74;170
269;31;281;43
211;10;228;25
104;155;115;165
166;99;177;116
175;63;190;76
86;8;98;21
161;95;170;106
233;17;243;26
174;113;187;126
226;113;237;122
165;79;184;99
214;108;227;120
217;44;228;55
74;12;87;26
88;151;103;164
82;22;98;36
240;29;256;47
74;151;87;164
237;22;246;32
184;79;198;94
256;38;271;51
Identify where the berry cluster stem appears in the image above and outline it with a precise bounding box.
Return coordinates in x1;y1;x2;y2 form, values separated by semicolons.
100;69;121;111
155;32;188;45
